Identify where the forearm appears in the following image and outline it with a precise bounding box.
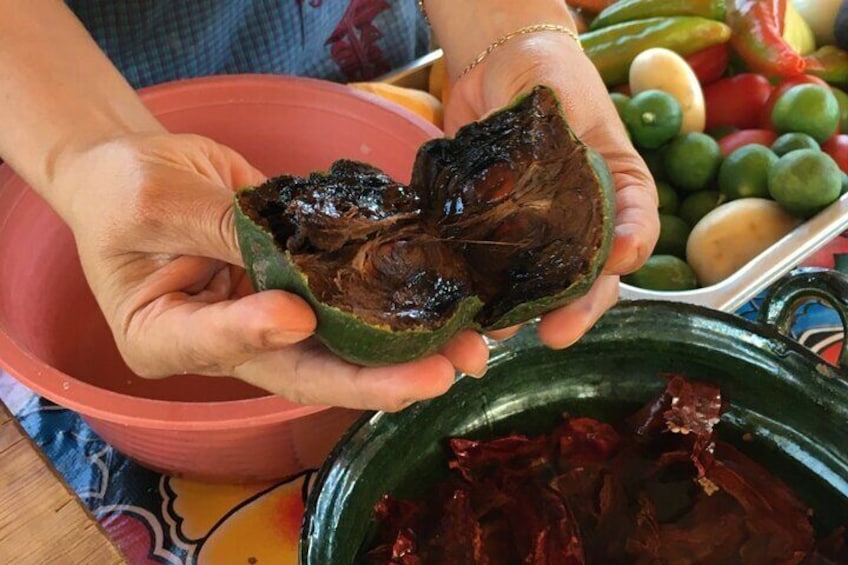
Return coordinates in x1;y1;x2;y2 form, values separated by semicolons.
0;0;163;217
424;0;577;80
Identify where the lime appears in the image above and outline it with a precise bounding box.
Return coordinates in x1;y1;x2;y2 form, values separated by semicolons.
771;84;840;143
842;172;848;196
622;255;698;291
610;92;630;121
718;144;779;200
770;132;819;156
656;181;679;215
663;133;723;192
624;90;683;149
641;148;667;181
679;190;723;227
655;214;691;258
831;87;848;134
768;149;842;218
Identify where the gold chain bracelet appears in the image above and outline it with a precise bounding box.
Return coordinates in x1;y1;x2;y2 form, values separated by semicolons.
459;24;582;79
417;0;430;25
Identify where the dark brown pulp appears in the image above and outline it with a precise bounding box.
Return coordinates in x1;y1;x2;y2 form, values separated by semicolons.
237;86;607;330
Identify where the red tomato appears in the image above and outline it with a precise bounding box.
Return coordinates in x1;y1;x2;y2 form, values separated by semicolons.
759;74;830;129
685;44;730;86
704;74;774;130
718;129;779;156
611;83;632;97
565;0;615;12
823;135;848;173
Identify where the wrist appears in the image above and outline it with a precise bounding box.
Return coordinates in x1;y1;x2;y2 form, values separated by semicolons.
0;0;165;224
43;113;164;225
423;0;577;81
46;123;163;232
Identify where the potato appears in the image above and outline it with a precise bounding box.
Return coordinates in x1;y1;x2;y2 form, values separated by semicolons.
686;198;802;286
629;47;705;134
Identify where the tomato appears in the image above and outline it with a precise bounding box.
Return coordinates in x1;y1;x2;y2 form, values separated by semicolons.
717;129;779;156
823;134;848;173
685;44;730;86
611;83;632;97
704;74;774;130
565;0;614;11
759;74;830;129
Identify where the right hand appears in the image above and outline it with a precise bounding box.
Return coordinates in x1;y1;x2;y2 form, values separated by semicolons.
54;133;489;412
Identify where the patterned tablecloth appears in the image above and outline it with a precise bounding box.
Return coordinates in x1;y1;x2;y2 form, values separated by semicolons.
2;235;847;565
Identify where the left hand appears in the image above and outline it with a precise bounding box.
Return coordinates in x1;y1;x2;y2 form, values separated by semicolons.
443;30;660;347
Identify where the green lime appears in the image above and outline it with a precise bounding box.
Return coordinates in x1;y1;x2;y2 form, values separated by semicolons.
718;144;779;200
610;92;630;121
768;149;843;218
831;87;848;134
622;255;698;291
655;214;691;258
841;172;848;196
663;132;723;192
624;90;683;149
656;181;679;215
771;84;840;143
679;190;724;227
641;148;667;181
770;132;820;156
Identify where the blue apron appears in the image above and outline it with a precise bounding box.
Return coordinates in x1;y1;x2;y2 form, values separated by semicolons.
66;0;430;88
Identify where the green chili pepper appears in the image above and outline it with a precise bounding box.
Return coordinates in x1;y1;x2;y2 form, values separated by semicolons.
806;46;848;86
581;17;732;87
590;0;727;31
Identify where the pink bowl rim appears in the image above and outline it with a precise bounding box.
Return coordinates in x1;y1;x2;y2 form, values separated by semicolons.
0;73;442;430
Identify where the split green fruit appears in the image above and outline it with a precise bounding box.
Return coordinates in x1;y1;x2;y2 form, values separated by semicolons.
234;86;616;366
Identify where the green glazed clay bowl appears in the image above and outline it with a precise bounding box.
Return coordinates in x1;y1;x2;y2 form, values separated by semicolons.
300;268;848;563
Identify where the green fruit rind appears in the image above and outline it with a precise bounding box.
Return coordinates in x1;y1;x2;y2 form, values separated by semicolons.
485;147;616;331
235;200;485;366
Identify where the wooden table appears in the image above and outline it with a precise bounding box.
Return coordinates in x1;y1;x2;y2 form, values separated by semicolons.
0;402;126;564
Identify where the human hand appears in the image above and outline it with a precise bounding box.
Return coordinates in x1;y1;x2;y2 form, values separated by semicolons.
54;133;489;411
444;30;660;347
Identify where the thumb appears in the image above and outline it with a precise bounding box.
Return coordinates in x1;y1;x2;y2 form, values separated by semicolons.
124;289;317;378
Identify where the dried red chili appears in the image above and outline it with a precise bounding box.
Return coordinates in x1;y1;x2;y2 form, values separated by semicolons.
363;376;837;564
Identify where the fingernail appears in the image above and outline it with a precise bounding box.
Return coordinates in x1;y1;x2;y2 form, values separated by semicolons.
548;335;579;351
269;329;312;346
467;363;489;379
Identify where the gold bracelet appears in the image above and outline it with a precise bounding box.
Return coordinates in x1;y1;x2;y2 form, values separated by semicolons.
458;23;582;80
417;0;430;26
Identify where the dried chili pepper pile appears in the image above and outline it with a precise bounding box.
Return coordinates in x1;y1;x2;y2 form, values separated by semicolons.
362;376;847;564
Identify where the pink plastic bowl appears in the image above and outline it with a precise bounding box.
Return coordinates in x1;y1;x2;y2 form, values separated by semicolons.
0;75;442;483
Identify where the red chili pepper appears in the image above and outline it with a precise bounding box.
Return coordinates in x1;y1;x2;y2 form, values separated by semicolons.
726;0;806;78
686;43;730;86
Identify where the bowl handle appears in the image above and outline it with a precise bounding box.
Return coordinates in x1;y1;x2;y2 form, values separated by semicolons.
757;268;848;369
